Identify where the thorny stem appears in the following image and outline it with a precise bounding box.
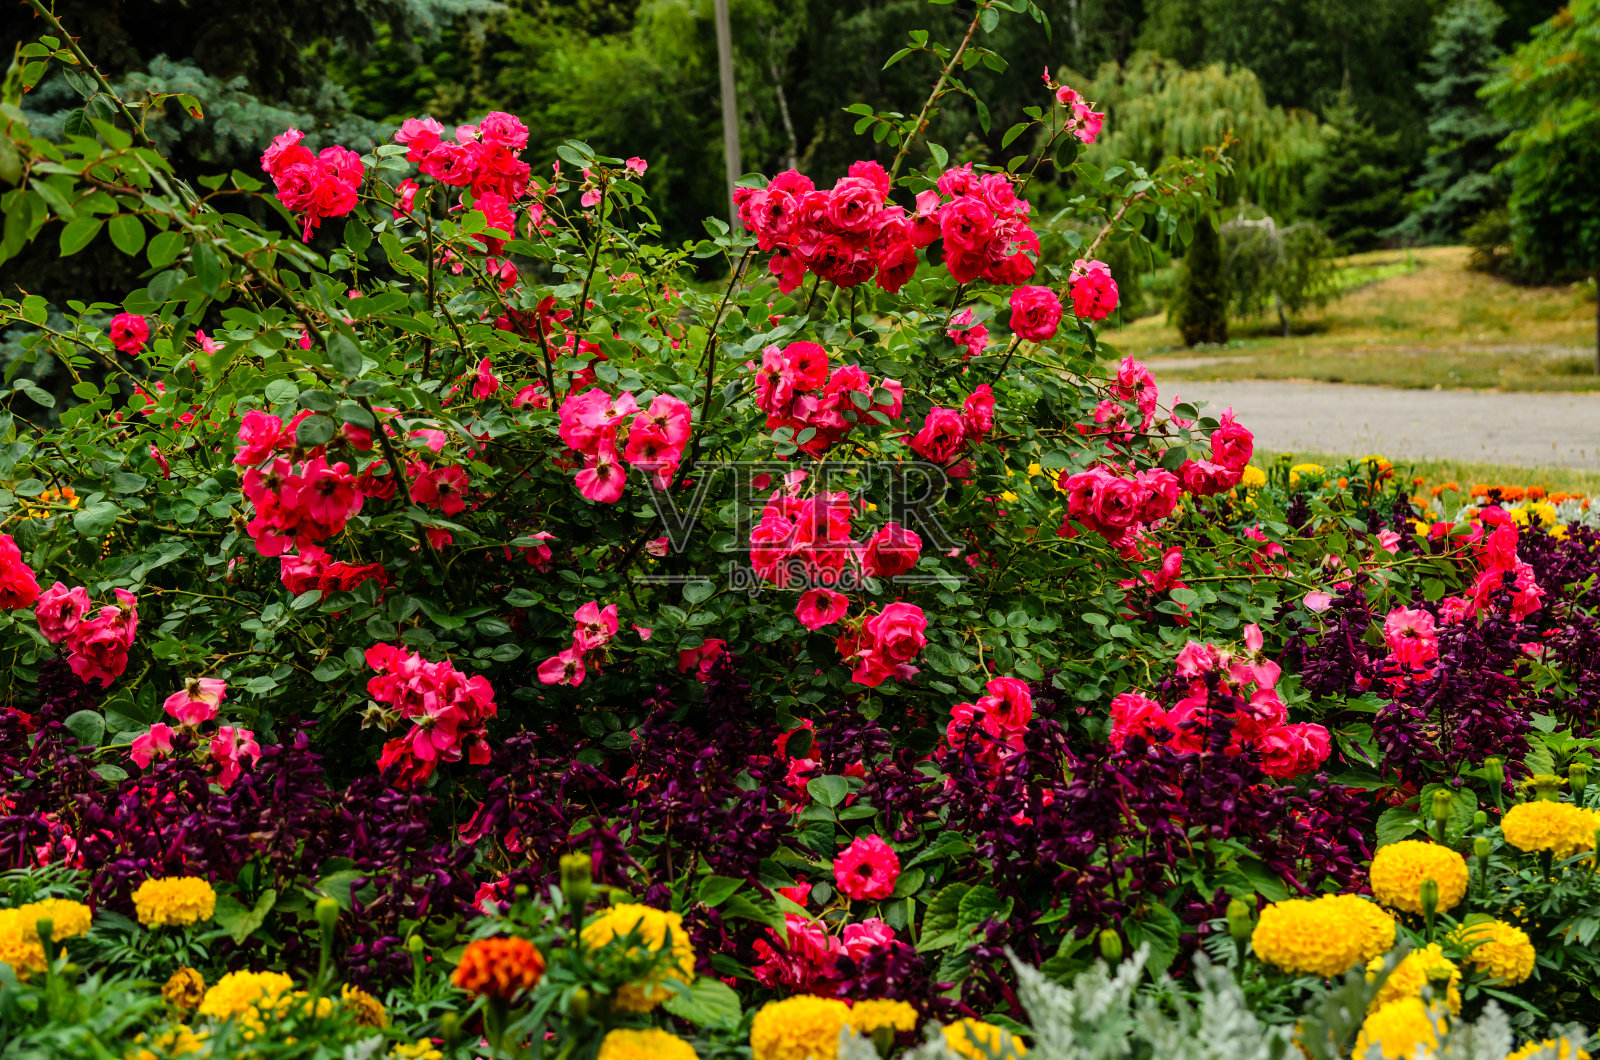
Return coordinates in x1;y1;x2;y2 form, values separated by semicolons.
573;187;609;335
888;7;984;183
23;0;155;150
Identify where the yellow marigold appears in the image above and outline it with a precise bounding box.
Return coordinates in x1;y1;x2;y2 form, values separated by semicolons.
0;899;93;979
389;1044;445;1060
848;998;919;1035
1290;463;1326;487
1369;841;1468;914
582;903;696;1012
1528;502;1558;527
1352;998;1447;1060
1251;894;1395;977
197;969;295;1033
1507;507;1531;526
1240;465;1267;489
1453;918;1536;985
26;897;93;939
341;983;388;1028
943;1018;1028;1059
132;877;217;928
163;967;207;1011
125;1024;207;1060
1366;943;1461;1013
1501;801;1600;859
751;996;852;1060
1507;1039;1591;1060
0;909;45;979
598;1028;699;1060
1551;524;1571;540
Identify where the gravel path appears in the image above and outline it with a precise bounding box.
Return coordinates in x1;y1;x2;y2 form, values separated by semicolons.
1171;380;1600;468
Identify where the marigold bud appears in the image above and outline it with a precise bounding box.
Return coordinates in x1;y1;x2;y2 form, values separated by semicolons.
1098;928;1123;964
1226;899;1253;941
560;853;594;909
1484;756;1504;787
440;1011;461;1049
1472;810;1488;830
1571;761;1590;801
1419;878;1440;920
315;896;340;936
407;934;425;958
1473;837;1490;860
1431;790;1453;826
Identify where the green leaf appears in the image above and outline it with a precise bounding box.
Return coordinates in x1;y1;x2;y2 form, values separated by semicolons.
213;889;277;944
314;870;368;912
696;876;743;908
295;414;336;447
146;231;183;269
918;883;973;951
328;332;363;379
71;501;121;538
59;216;102;256
1129;903;1182;975
662;976;742;1029
1375;806;1422;847
64;709;105;747
193;242;222;294
807;774;850;809
108;214;144;256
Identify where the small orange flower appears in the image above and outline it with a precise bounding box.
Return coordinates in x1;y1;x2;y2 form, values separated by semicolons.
1439;481;1459;493
451;937;545;1001
1470;483;1489;498
1528;486;1546;500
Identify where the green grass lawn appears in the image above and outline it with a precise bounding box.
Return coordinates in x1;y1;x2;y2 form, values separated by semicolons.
1103;246;1599;391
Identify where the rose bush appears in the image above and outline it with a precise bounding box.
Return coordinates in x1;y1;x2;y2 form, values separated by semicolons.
4;1;1600;1057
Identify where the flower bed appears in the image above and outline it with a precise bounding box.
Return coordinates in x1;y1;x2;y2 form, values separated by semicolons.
0;4;1598;1058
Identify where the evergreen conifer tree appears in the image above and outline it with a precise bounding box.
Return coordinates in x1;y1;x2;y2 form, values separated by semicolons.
1173;216;1229;347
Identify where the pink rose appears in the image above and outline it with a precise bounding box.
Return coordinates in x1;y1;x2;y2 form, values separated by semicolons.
1008;285;1063;342
863;602;928;664
796;588;849;630
35;582;89;643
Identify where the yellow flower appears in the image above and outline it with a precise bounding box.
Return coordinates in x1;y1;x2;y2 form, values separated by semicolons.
1369;840;1469;914
1366;943;1461;1013
581;903;696;1012
1507;1039;1591;1060
132;878;217;928
1240;465;1267;489
1026;462;1044;478
1528;502;1558;526
1550;524;1570;540
125;1024;207;1060
197;969;295;1036
1501;801;1600;858
1452;918;1536;985
389;1044;445;1060
0;898;93;979
163;967;207;1011
1289;462;1325;487
1251;894;1394;977
1506;507;1530;525
26;898;92;939
943;1018;1028;1058
751;995;852;1060
1353;998;1447;1060
847;998;919;1035
598;1028;699;1060
341;983;388;1028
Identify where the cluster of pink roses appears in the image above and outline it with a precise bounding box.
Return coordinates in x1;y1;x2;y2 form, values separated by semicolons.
750;490;860;590
557;389;693;501
1068;258;1119;321
131;678;261;789
752;890;899;993
260;129;366;241
734;161;921;293
279;546;390;599
754;340;903;457
1059;463;1182;552
241;455;363;559
1052;81;1107;144
537;601;621;688
1177;408;1255;496
943;676;1035;775
1109;626;1331;779
1467;508;1544;621
836;602;929;688
36;582;139;687
367;643;498;783
906;384;994;476
395;113;532;204
930;163;1041;286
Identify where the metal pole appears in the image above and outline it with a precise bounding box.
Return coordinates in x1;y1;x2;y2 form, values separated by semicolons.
713;0;743;230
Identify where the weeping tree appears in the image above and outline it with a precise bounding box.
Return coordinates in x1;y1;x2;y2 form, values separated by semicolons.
1073;53;1324;217
1221;210;1338;334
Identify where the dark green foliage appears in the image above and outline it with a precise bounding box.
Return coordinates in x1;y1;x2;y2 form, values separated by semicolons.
1397;0;1510;243
1305;100;1407;252
1173;215;1228;347
1483;0;1600;360
1221;211;1337;334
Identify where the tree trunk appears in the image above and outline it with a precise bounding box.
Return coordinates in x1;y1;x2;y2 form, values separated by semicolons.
713;0;742;231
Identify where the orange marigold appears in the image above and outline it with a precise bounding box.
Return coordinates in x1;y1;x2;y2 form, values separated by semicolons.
451;936;545;1001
